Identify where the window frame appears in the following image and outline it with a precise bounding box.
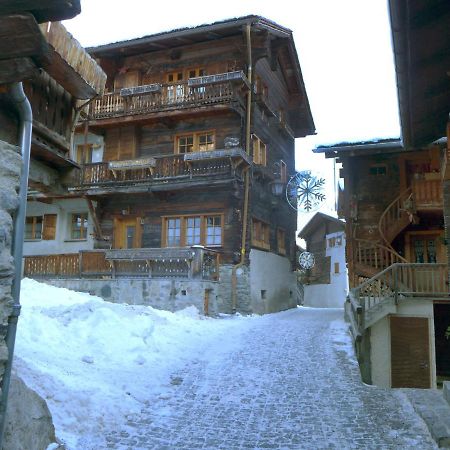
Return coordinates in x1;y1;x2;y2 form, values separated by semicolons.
69;212;88;240
25;216;43;240
252;135;267;166
75;144;93;164
174;130;216;154
162;213;224;248
277;227;286;255
252;218;270;250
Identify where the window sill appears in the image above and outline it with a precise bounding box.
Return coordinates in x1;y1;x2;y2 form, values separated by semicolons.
24;239;42;242
64;239;88;242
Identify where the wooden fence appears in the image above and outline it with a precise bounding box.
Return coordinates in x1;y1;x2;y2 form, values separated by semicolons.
23;247;220;281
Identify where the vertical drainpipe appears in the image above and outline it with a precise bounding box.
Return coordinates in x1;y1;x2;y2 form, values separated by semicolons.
231;22;252;313
0;83;33;445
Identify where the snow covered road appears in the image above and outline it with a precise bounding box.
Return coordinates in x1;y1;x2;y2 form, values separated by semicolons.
104;307;436;450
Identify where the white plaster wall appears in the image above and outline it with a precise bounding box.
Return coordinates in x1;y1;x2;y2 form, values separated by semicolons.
303;284;346;308
23;198;95;256
249;249;297;314
303;231;348;308
370;299;436;388
73;132;104;162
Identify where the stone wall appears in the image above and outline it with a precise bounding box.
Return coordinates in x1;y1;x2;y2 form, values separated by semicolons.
3;374;56;450
0;140;21;428
41;264;254;316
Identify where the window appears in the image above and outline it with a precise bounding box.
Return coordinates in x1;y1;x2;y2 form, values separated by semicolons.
328;237;336;248
277;228;286;255
177;135;194;154
162;214;223;247
25;216;43;240
25;215;57;240
252;218;270;250
206;216;222;246
166;218;181;246
334;262;340;274
166;72;184;102
188;68;205;79
186;217;201;246
252;136;267;166
76;144;93;164
70;213;88;240
369;164;387;176
175;131;215;153
198;133;215;151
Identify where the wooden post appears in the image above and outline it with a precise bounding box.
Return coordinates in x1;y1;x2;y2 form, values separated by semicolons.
204;289;211;316
85;196;103;242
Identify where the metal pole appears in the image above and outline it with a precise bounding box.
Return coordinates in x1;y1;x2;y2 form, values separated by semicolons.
0;83;33;445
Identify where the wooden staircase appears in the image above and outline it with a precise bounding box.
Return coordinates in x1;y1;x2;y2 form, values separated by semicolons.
354;238;407;280
379;187;413;247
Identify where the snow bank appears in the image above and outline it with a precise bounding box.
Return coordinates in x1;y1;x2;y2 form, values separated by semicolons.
15;279;251;449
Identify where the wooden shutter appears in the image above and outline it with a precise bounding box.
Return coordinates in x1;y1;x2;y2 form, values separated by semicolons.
42;214;57;240
118;126;137;160
104;128;120;161
390;316;431;388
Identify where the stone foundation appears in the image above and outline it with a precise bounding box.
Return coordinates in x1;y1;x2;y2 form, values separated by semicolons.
0;140;21;427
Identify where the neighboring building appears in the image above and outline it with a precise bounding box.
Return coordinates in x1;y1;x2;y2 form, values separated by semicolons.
0;0;106;444
23;16;315;315
298;213;347;308
313;0;450;389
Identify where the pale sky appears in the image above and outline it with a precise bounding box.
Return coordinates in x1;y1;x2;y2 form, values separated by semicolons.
64;0;400;222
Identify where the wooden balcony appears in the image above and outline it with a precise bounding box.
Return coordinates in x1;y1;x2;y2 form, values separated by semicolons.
87;71;249;121
23;246;220;281
347;263;449;344
71;148;251;194
411;176;443;210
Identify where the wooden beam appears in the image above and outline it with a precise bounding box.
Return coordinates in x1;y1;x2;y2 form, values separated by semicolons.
39;22;106;99
32;119;71;152
0;57;38;85
0;0;81;23
0;14;50;63
85;196;104;240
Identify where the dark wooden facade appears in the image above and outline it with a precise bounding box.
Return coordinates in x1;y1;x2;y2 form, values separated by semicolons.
68;16;315;269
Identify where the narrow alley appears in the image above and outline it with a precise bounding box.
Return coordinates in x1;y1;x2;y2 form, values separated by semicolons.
104;308;436;449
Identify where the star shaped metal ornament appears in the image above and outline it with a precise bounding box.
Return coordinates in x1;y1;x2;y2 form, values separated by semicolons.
286;171;326;212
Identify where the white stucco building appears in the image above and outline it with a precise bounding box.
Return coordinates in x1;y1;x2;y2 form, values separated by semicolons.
298;212;348;308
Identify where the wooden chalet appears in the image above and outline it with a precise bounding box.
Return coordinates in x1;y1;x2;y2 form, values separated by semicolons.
314;0;450;388
23;16;315;315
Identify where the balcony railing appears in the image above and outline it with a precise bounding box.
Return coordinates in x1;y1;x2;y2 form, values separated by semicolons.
411;177;443;209
88;71;249;120
76;148;251;188
23;247;220;281
346;263;449;343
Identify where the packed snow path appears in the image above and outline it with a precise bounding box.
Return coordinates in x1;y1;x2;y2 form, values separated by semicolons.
105;308;435;449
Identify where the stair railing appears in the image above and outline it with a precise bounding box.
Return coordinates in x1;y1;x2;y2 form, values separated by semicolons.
354;238;407;272
378;187;412;248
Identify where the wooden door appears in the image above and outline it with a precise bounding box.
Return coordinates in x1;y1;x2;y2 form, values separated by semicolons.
391;316;431;388
114;217;141;249
434;304;450;377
